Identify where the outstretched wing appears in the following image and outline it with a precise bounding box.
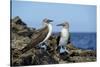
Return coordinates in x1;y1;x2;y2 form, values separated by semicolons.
21;26;49;53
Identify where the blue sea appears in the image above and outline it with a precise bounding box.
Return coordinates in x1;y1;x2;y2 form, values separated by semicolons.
53;32;96;50
70;33;96;50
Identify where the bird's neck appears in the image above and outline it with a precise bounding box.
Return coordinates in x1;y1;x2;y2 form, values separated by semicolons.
42;23;52;43
42;22;48;28
61;27;69;33
61;27;69;37
48;24;52;32
42;23;49;29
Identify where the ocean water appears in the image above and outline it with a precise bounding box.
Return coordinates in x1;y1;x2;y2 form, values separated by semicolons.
53;32;96;50
70;32;96;50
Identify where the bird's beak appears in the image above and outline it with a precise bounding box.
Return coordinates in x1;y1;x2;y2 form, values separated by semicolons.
48;19;53;22
56;23;64;26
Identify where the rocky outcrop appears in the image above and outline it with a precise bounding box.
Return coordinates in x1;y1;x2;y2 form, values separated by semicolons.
11;16;96;66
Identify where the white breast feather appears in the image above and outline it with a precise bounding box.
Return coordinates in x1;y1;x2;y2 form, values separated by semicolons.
42;24;52;43
59;28;69;46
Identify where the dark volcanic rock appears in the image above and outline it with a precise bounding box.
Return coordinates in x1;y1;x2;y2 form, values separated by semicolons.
32;49;58;65
11;16;96;66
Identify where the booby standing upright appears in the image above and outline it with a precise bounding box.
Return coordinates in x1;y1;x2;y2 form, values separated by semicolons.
21;18;53;53
38;18;53;50
56;22;70;54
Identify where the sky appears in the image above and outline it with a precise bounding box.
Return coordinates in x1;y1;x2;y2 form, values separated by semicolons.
12;1;96;32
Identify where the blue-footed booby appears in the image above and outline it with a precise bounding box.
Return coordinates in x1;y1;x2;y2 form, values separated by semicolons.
38;18;53;50
21;18;53;53
56;22;70;54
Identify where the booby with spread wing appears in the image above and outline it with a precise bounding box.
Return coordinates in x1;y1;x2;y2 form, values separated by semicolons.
56;22;70;54
21;18;53;53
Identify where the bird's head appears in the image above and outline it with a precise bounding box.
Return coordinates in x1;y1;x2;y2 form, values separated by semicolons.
56;21;69;28
43;18;53;25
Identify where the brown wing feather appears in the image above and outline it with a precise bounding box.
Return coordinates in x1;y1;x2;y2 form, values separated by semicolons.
21;26;49;53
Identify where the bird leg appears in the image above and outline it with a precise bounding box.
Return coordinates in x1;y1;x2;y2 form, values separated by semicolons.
36;42;48;50
60;46;65;53
64;47;69;54
40;42;47;50
60;46;69;54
